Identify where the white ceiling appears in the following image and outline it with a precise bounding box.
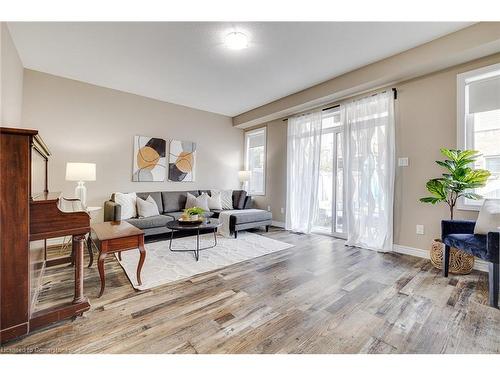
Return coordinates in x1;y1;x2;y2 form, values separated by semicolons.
8;22;473;116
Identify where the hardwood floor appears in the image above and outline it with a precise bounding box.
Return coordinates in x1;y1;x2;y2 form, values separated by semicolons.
2;228;500;354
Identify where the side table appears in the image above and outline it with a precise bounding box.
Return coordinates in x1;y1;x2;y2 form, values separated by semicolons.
89;221;146;297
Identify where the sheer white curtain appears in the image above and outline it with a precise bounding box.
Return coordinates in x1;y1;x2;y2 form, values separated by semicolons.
342;91;395;252
286;110;322;233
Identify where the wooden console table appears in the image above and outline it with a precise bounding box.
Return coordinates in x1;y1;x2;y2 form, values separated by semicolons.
89;221;146;297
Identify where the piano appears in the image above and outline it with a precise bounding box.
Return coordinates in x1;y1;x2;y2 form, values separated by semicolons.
1;127;91;344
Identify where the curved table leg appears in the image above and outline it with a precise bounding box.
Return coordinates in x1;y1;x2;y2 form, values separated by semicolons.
137;238;146;286
97;252;107;298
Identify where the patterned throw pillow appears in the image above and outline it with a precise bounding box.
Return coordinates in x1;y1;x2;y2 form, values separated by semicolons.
136;195;160;218
185;192;210;211
114;192;137;220
212;190;233;210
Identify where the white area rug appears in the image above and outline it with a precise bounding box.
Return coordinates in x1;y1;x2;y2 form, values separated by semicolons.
115;232;294;290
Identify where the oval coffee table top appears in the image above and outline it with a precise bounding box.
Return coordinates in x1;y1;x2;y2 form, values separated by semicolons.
166;218;222;231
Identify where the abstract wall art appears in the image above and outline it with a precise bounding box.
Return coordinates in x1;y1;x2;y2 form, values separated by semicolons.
168;140;196;182
132;135;167;182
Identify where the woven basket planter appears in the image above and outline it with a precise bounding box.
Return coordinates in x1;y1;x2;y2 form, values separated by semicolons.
430;239;474;275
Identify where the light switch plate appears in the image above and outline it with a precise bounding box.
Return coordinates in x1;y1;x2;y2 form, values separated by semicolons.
398;157;409;167
416;224;425;235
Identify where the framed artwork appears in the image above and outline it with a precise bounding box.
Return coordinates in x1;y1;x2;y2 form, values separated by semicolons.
132;135;166;182
168;140;196;182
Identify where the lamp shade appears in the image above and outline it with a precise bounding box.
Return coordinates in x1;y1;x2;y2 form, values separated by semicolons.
238;170;251;182
65;162;96;181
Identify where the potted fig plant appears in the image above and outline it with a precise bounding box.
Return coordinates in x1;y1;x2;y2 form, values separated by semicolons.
420;148;490;273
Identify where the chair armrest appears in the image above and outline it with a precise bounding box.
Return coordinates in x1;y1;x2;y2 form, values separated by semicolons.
103;200;121;222
441;220;476;240
487;231;500;263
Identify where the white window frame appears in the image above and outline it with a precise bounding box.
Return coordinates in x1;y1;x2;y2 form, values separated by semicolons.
457;62;500;211
244;127;267;196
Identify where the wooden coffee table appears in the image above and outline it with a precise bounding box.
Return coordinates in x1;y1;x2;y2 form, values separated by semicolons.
88;221;146;297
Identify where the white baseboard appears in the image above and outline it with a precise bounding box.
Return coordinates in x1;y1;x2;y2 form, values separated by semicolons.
392;244;489;272
271;221;285;228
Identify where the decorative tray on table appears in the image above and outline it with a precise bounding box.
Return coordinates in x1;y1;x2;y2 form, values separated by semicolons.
178;217;204;225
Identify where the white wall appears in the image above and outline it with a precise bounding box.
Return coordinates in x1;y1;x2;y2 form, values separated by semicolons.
1;23;24;126
22;70;243;215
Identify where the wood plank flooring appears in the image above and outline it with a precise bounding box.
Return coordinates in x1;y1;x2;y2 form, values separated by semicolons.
2;228;500;354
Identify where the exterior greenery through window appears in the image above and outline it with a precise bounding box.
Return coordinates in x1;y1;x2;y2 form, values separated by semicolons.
244;127;266;195
457;63;500;209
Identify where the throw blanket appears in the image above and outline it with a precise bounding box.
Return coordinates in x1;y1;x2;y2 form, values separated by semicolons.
218;209;264;238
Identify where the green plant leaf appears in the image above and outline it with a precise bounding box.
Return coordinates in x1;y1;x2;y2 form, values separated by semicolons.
420;197;444;204
440;148;459;161
457;149;480;162
460;192;483;200
425;179;447;199
185;206;205;216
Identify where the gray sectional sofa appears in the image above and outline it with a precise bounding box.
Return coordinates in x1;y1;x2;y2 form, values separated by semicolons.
103;190;272;239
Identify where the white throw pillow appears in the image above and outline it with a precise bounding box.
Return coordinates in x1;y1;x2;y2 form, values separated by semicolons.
207;191;222;210
114;192;137;220
474;199;500;235
185;192;210;211
136;195;160;218
212;189;233;210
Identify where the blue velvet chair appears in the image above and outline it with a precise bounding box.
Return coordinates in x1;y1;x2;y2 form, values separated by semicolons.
441;220;500;308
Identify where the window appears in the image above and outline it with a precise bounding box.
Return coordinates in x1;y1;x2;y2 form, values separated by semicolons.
244;127;266;195
457;63;500;209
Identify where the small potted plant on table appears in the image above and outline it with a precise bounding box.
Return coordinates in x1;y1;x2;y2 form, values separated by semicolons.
181;207;205;223
420;148;490;274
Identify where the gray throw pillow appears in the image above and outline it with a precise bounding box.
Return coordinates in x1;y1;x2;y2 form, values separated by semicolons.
137;195;160;218
234;191;247;209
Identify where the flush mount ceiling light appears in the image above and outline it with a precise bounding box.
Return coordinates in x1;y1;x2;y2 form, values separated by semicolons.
224;32;249;50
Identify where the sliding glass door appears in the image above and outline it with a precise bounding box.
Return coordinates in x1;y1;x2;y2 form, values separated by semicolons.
313;109;345;238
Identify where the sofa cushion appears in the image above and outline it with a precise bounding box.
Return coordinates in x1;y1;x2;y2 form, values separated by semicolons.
162;191;199;212
207;191;222;210
165;211;183;220
444;233;488;261
114;192;137;220
231;209;272;224
233;190;247;210
136;192;163;213
126;215;173;230
136;195;160;218
212;189;233;210
185;192;210;211
475;199;500;235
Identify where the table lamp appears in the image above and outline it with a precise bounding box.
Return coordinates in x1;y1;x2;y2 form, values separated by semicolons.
65;162;96;208
238;170;251;191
